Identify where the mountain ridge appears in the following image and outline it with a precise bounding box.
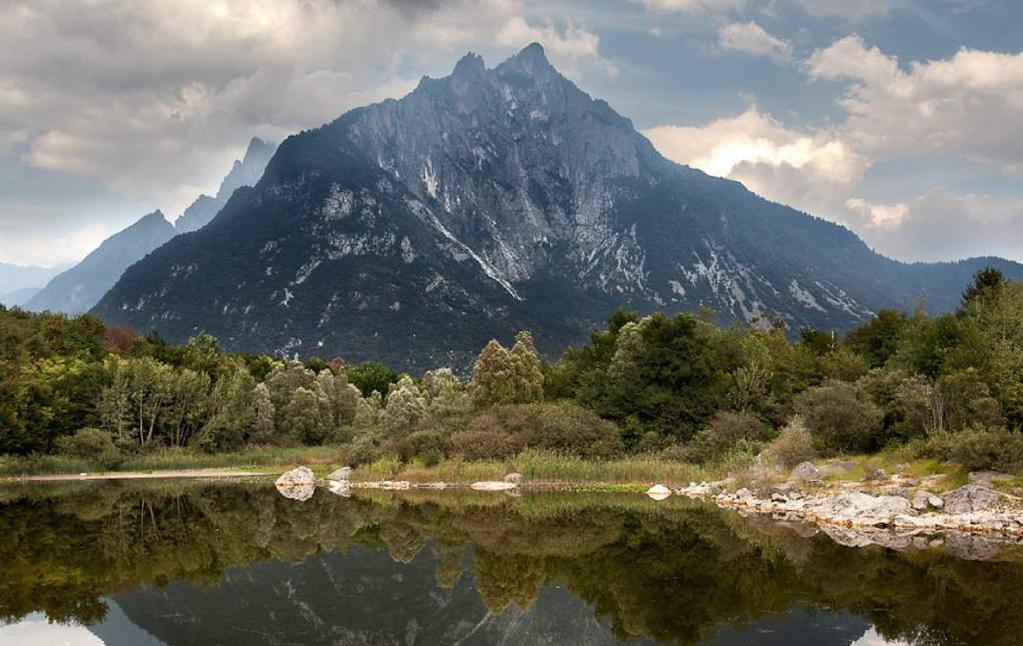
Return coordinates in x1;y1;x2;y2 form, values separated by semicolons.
26;138;276;314
92;44;1023;370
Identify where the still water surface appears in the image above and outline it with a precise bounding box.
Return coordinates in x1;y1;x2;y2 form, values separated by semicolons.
0;481;1020;645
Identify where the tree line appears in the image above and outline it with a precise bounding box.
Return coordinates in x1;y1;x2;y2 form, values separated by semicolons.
1;269;1021;472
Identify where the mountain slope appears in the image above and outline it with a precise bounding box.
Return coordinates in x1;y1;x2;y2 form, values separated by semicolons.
93;44;1023;370
27;211;176;315
27;139;276;315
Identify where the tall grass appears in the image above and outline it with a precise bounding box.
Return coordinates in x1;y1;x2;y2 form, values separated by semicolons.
0;445;349;477
351;449;715;486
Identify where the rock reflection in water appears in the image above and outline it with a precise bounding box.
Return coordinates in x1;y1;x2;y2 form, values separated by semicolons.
1;481;1022;644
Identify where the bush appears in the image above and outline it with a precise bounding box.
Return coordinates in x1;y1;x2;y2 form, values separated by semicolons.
766;417;816;468
388;429;449;463
466;402;623;460
449;428;523;461
795;380;884;454
54;428;123;469
926;427;1023;472
686;411;768;463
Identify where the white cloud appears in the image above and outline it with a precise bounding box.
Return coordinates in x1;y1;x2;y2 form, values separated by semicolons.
806;35;1023;165
643;106;868;218
718;21;793;63
0;0;616;265
846;189;1023;262
633;0;890;18
495;17;618;76
632;0;746;13
795;0;892;19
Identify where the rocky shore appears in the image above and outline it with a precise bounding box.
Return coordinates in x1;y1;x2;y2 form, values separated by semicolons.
272;462;1023;558
668;462;1023;556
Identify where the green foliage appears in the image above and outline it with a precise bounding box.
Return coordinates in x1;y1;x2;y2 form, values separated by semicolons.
456;401;623;460
3;272;1023;473
470;332;544;408
346;362;399;398
54;428;122;469
686;411;769;463
794;380;884;454
765;416;816;468
925;427;1023;473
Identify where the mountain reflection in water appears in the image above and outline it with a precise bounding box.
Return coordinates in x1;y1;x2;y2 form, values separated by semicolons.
0;481;1020;645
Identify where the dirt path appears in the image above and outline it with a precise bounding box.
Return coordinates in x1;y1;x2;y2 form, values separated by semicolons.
4;468;273;482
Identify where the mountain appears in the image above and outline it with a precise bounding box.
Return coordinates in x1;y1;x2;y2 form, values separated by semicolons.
103;546;640;646
175;137;277;233
27;211;176;315
0;262;66;294
0;287;41;307
27;138;276;315
93;44;1023;371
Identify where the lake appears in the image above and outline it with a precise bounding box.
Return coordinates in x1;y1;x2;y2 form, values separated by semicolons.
0;481;1020;645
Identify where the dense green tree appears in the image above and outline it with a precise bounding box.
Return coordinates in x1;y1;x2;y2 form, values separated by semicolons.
794;380;884;454
844;309;907;368
346;362;399;398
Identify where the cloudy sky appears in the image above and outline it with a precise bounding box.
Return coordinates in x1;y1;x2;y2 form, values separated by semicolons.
1;0;1021;267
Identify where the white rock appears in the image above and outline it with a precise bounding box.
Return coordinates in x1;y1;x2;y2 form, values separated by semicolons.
944;484;1002;514
275;466;315;488
326;466;352;482
646;484;672;501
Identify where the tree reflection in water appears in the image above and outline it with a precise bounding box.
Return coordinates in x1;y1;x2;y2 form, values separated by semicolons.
1;481;1021;645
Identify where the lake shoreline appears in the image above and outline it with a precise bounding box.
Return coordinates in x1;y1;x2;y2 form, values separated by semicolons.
2;467;274;482
10;461;1023;550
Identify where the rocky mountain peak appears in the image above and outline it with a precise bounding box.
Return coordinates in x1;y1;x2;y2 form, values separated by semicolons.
93;45;1023;372
451;51;486;79
497;41;555;78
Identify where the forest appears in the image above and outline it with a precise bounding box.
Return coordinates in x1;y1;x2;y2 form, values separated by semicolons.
1;269;1021;475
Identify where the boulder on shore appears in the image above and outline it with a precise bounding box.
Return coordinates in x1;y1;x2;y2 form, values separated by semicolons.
943;484;1002;514
276;466;315;488
790;461;822;482
275;466;316;501
646;484;671;501
504;472;523;484
829;492;913;524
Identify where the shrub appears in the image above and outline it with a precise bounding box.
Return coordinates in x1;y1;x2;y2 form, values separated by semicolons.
926;427;1023;473
795;380;884;454
766;416;816;469
466;401;623;459
449;428;523;461
686;411;768;463
388;429;449;463
54;428;123;469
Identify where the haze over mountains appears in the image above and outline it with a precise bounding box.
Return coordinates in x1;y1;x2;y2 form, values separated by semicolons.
0;262;67;307
90;44;1023;371
25;139;276;315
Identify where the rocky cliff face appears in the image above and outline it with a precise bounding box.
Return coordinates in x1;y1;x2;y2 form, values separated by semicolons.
93;43;1023;370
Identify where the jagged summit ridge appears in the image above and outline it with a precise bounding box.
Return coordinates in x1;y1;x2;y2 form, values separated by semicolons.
92;44;1023;370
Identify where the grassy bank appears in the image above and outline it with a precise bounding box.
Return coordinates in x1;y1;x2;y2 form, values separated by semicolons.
0;444;346;477
351;450;716;488
0;446;715;488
